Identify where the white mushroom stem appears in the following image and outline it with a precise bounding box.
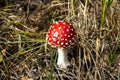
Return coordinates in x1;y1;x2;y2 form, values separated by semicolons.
57;47;70;68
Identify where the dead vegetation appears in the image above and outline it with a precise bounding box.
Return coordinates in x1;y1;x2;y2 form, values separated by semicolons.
0;0;120;80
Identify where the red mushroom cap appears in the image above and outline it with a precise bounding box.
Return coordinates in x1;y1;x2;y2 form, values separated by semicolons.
46;21;76;48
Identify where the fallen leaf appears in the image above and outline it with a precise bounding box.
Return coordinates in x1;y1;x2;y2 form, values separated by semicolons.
21;76;33;80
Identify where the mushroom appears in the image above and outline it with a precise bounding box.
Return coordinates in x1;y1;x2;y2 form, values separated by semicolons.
46;21;77;68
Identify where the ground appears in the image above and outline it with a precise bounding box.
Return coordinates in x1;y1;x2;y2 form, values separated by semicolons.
0;0;120;80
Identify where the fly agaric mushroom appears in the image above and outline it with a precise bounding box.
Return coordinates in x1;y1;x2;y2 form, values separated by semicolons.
46;21;77;68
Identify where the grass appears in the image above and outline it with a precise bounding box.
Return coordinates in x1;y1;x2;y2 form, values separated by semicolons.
0;0;120;80
107;36;120;70
100;0;113;38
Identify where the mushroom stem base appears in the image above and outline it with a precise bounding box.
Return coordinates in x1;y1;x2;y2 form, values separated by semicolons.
57;48;70;68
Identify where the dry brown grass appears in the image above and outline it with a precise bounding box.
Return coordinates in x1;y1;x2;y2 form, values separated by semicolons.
0;0;120;80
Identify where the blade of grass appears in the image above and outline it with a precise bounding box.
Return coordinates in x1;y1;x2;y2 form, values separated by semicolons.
0;48;10;79
49;49;55;80
0;48;3;62
107;36;120;70
100;0;114;38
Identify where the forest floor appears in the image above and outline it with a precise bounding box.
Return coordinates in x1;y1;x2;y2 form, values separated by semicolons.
0;0;120;80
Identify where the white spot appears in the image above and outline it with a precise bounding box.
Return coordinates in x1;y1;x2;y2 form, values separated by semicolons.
70;33;73;36
61;38;64;41
52;25;55;29
61;42;64;45
71;28;74;31
56;22;59;24
65;42;69;45
69;23;72;25
63;22;66;25
50;25;52;28
72;37;75;40
65;39;67;41
65;34;67;36
48;38;51;41
58;26;62;30
68;35;70;38
69;40;72;43
67;29;69;32
63;26;66;28
52;37;57;41
57;41;60;44
53;29;56;31
63;45;65;47
62;31;65;33
53;32;59;37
